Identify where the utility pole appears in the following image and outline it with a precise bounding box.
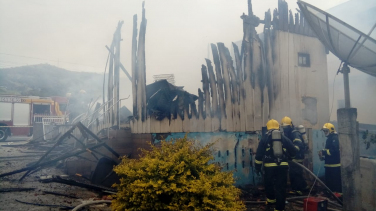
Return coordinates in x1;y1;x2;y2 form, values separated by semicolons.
338;64;361;211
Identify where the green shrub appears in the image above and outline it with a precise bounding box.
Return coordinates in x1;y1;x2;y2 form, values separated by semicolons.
112;136;245;211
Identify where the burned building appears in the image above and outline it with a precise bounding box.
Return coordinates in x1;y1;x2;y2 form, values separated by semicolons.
130;0;329;185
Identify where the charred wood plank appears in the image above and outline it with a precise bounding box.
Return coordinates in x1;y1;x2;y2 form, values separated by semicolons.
0;188;35;193
201;65;212;132
263;26;275;115
225;46;240;131
77;122;120;158
252;38;263;130
295;12;300;34
0;142;106;178
217;43;233;131
210;44;226;125
39;175;116;192
241;13;255;131
132;14;138;118
107;40;115;125
205;59;218;116
232;42;246;131
137;3;147;122
19;124;77;181
42;191;79;199
105;46;131;81
289;10;294;33
15;199;74;209
205;59;220;131
201;65;210;119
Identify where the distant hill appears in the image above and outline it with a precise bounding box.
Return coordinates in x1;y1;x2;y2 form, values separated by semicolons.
0;63;103;97
0;63;131;119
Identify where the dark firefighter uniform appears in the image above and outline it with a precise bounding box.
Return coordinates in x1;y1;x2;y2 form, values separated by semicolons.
320;123;342;194
255;119;297;211
288;129;307;194
280;116;307;195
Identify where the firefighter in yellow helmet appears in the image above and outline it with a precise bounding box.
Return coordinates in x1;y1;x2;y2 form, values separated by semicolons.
319;123;342;194
255;119;297;211
280;116;307;195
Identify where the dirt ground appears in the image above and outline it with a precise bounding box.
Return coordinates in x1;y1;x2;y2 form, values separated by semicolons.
0;137;341;211
0;136;111;211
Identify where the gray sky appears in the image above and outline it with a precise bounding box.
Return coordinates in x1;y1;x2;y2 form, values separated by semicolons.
0;0;350;112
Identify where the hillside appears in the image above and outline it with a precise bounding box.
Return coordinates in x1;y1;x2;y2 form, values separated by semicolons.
0;64;132;119
0;63;103;97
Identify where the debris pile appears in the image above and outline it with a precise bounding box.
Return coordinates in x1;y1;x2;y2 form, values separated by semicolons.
0;122;121;210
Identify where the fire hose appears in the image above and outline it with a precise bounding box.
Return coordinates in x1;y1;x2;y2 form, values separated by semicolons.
72;200;112;211
292;160;343;206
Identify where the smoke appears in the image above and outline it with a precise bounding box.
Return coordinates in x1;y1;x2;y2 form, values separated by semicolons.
326;0;376;124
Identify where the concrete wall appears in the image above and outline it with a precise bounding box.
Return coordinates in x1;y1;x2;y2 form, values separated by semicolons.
153;132;264;186
360;157;376;211
153;129;327;186
310;129;328;178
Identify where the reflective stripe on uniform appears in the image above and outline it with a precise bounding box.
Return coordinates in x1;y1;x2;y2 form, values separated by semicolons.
295;145;300;151
267;198;276;203
283;148;286;152
266;148;270;151
293;138;302;142
264;162;289;167
255;159;263;164
292;159;304;162
325;163;341;167
326;149;331;156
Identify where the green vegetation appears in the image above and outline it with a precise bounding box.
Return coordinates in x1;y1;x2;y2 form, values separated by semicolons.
112;137;245;211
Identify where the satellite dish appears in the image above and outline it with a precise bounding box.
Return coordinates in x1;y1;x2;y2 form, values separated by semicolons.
297;0;376;108
297;1;376;77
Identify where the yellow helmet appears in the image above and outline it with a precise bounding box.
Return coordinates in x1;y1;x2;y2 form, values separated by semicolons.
281;116;293;127
322;123;335;136
266;119;280;130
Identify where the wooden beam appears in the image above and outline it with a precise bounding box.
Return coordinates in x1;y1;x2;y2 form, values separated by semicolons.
197;88;205;132
205;59;217;116
232;42;246;131
201;65;212;132
263;24;275;118
259;38;269;125
217;43;233;131
252;38;263;131
201;65;211;119
205;59;220;131
137;3;147;123
211;44;226;131
131;14;138;118
105;46;132;82
113;21;123;129
225;46;240;131
182;105;190;132
107;41;115;125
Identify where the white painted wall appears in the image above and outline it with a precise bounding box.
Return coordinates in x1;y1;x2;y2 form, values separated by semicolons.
270;31;329;129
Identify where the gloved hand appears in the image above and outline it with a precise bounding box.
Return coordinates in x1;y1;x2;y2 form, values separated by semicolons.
318;150;324;161
255;169;261;177
318;150;322;157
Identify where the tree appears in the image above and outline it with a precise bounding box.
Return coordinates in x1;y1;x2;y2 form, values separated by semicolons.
112;137;245;211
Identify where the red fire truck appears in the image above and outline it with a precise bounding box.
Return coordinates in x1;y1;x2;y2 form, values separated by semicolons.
0;95;68;141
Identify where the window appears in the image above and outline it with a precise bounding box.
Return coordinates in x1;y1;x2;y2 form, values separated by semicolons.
298;53;310;67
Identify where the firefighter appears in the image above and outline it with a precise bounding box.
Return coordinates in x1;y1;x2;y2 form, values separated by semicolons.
319;123;342;194
280;116;307;195
255;119;297;211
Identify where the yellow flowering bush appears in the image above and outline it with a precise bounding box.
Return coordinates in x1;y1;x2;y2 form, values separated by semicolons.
111;136;245;211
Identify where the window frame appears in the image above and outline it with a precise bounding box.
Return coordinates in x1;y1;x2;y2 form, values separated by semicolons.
298;53;311;67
